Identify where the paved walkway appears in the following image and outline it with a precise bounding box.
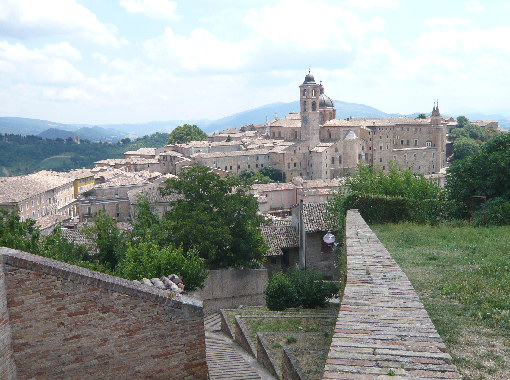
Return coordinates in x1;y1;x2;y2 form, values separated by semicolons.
323;210;460;379
204;313;276;380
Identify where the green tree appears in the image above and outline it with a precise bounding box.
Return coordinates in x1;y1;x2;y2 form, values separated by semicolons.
160;165;267;268
417;113;427;119
260;166;285;182
453;137;480;160
167;124;208;144
83;210;128;270
0;208;40;253
446;132;510;218
239;169;272;184
457;115;469;128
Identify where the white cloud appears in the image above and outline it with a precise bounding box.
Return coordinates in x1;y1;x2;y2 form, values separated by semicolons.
466;1;484;12
142;27;252;71
119;0;179;20
423;18;472;28
0;0;121;47
342;0;398;9
0;41;85;86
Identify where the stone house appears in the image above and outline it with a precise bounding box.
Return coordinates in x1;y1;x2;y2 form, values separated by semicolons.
291;201;338;280
261;201;338;280
77;173;150;221
0;170;75;223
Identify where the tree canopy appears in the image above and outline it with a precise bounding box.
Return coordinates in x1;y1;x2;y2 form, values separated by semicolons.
167;124;208;144
160;165;267;269
446;132;510;217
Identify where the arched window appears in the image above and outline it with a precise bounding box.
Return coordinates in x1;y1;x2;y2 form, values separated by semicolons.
312;102;316;111
312;89;316;96
303;89;307;97
328;130;331;139
303;101;307;112
329;112;332;120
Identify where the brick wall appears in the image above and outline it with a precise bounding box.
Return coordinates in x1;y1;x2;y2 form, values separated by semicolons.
0;264;17;379
0;247;208;380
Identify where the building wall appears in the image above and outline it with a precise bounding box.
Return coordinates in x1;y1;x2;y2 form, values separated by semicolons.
0;248;208;380
191;269;268;312
304;232;338;280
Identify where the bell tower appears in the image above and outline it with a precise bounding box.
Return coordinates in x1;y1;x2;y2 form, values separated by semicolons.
299;70;321;145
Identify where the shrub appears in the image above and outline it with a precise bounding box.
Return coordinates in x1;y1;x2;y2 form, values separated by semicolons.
473;198;510;226
264;271;298;311
264;269;339;311
116;241;208;291
290;269;340;309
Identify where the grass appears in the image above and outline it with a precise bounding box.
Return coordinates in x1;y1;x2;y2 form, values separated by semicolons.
243;315;336;347
372;222;510;380
263;332;333;377
291;347;330;380
224;305;338;377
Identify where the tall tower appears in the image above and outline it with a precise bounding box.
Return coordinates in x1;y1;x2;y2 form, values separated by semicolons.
299;70;321;145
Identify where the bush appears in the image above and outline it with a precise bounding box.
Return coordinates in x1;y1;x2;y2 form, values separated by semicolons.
290;269;340;309
264;272;298;311
116;241;208;291
264;269;339;311
474;198;510;226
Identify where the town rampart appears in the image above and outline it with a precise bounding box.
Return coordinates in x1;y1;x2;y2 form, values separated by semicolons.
0;247;208;379
322;210;460;379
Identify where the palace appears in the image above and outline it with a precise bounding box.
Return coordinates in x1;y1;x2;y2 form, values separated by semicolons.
196;71;449;181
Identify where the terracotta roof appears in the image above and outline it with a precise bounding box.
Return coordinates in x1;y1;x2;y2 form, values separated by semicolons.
261;217;299;256
191;149;270;159
301;203;333;233
0;171;74;204
96;174;150;188
127;183;183;204
251;182;296;192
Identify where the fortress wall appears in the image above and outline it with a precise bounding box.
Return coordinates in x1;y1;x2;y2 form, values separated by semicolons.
0;247;208;380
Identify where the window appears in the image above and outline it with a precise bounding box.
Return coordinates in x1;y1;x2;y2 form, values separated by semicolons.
302;89;307;97
312;89;315;96
303;102;307;112
20;204;23;212
20;216;24;222
294;163;297;167
287;163;290;169
414;139;418;146
406;140;409;145
312;101;316;111
401;140;404;145
338;155;342;164
329;112;332;120
379;158;383;162
115;188;119;196
331;157;335;164
426;141;432;148
31;200;34;207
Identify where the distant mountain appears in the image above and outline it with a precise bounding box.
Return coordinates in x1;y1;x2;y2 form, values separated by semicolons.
37;128;76;140
0;117;77;136
200;100;398;133
2;101;508;140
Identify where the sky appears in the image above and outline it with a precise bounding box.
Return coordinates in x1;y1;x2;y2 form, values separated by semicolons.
1;0;510;124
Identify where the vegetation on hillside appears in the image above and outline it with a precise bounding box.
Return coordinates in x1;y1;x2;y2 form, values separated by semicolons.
374;223;510;379
0;132;170;176
166;124;207;144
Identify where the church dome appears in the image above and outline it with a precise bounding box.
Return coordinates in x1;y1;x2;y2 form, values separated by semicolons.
303;72;316;84
319;93;334;108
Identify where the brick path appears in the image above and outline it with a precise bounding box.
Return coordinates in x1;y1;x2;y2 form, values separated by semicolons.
204;313;276;380
323;210;460;379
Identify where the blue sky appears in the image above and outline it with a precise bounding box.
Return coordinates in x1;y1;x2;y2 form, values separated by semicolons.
1;0;510;124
